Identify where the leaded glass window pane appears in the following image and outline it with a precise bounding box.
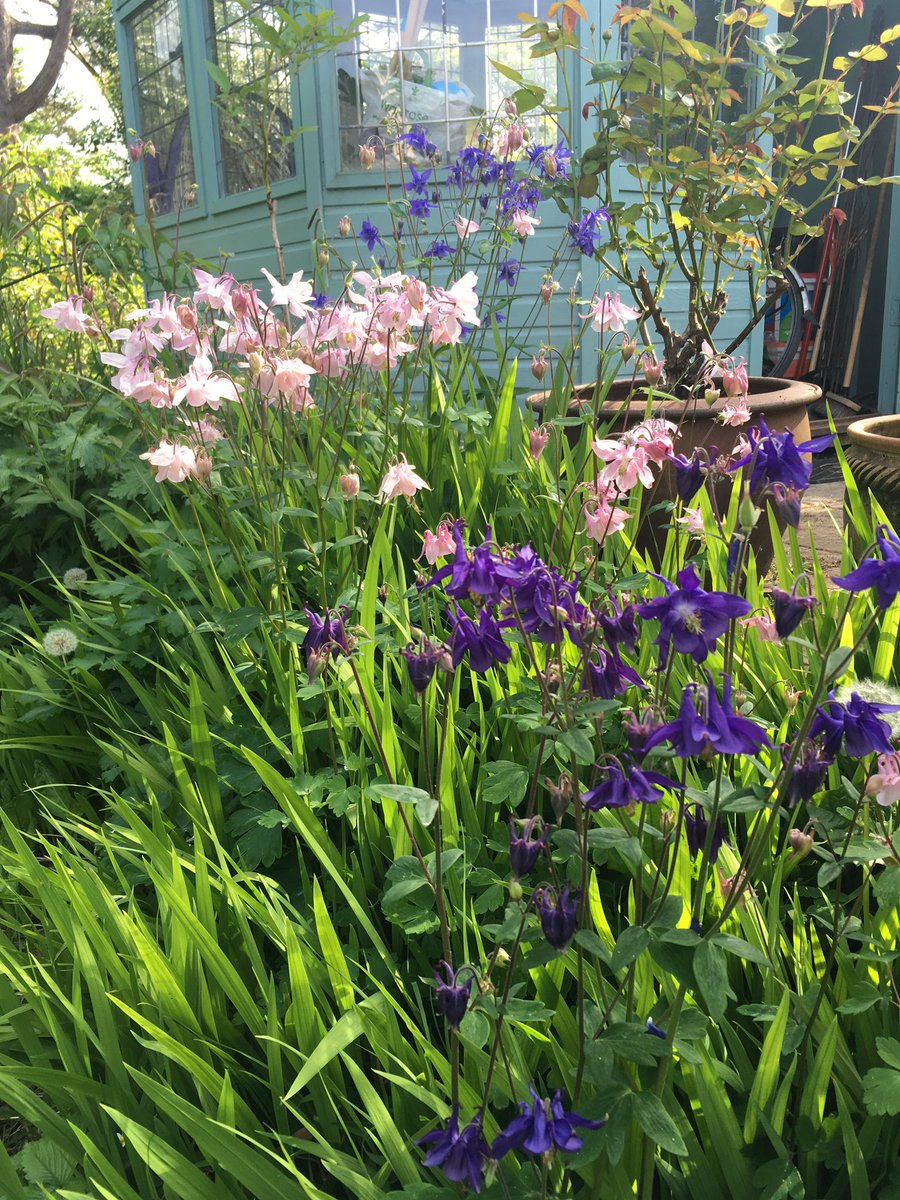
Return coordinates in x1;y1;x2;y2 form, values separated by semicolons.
333;0;557;171
208;1;297;195
130;0;196;216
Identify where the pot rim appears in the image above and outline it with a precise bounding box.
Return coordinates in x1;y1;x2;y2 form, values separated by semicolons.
847;414;900;453
527;375;822;419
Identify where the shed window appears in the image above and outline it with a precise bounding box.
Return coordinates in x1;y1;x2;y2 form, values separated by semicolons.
333;0;558;170
208;1;297;195
130;0;197;216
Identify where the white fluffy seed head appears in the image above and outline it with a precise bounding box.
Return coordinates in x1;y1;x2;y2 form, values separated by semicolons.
42;627;79;658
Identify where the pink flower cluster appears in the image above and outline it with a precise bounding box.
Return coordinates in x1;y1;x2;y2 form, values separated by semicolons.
43;265;480;484
584;418;678;544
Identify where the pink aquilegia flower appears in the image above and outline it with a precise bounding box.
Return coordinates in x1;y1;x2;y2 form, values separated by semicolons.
719;395;752;427
642;353;664;387
452;215;480;239
529;426;550;461
584;494;631;544
139;440;198;483
128;141;144;162
721;356;749;400
631;418;677;465
591;437;655;492
511;210;540;237
675;507;706;534
193;269;235;313
421;522;456;564
740;613;781;643
379;457;430;503
261;267;313;316
585;292;641;334
865;753;900;807
40;296;95;334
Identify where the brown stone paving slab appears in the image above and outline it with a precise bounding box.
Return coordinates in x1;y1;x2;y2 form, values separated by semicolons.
783;482;845;576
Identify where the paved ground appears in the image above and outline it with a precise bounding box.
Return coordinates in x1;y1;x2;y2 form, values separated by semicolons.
791;479;845;575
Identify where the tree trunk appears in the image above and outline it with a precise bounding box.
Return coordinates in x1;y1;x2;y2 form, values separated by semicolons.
0;0;75;133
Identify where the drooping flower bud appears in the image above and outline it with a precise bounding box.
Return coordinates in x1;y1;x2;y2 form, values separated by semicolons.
509;817;549;879
359;143;377;168
535;884;578;950
340;471;360;499
529;425;550;461
621;337;636;363
338;214;352;238
643;353;664;386
788;828;814;859
540;279;559;305
531;352;548;383
128;141;144;162
433;962;472;1029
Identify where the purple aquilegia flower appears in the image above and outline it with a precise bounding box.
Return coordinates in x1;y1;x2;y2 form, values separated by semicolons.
669;449;708;504
401;639;448;693
728;419;834;493
499;257;521;287
644;673;771;758
302;607;350;662
684;804;725;863
409;196;432;220
407;164;432;194
567;207;610;256
492;1085;604;1159
310;291;330;310
581;757;682;811
781;739;832;806
636;565;751;666
623;706;665;755
509;817;549;878
498;550;583;645
535;884;578;950
433;962;472;1029
771;586;818;638
447;605;511;674
425;239;452;258
598;594;640;655
400;124;437;158
809;691;900;758
360;219;384;251
418;1107;488;1192
429;522;503;602
833;526;900;610
583;646;645;698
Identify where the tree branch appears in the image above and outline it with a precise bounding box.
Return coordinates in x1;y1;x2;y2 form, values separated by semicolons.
9;0;75;127
11;22;57;38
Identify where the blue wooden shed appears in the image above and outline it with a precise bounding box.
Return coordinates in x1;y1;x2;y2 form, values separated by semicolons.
111;0;790;381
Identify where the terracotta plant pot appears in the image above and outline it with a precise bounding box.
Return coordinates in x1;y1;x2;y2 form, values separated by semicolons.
845;414;900;533
527;375;823;570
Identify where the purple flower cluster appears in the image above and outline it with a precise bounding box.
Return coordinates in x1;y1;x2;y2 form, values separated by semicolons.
728;419;833;495
567;207;610;255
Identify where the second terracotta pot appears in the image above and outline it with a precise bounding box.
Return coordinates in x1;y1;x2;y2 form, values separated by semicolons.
527;375;823;570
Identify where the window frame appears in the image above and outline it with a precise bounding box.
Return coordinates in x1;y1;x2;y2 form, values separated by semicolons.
317;0;569;195
204;0;305;207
